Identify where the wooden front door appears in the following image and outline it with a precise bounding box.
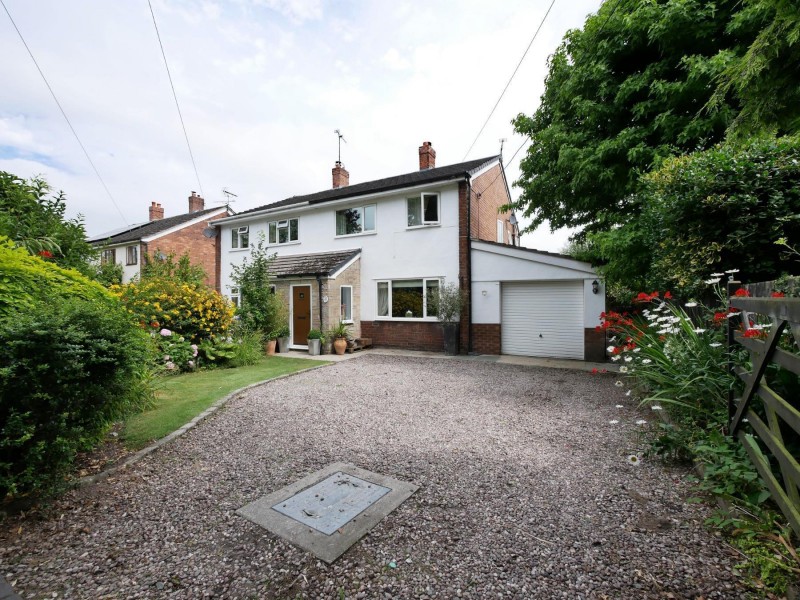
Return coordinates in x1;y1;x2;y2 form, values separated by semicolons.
292;285;311;346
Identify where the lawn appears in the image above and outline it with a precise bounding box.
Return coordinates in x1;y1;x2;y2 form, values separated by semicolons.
123;356;328;449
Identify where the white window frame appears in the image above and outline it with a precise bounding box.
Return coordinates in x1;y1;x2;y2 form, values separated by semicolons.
229;286;240;308
126;245;138;266
340;285;353;323
407;193;440;228
376;278;440;320
100;248;116;265
497;219;505;244
232;226;249;249
269;218;299;245
335;204;377;237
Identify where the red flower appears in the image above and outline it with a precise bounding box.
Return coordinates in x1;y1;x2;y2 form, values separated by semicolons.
733;288;751;297
771;291;785;298
743;329;765;339
664;291;673;300
37;250;53;258
590;368;598;374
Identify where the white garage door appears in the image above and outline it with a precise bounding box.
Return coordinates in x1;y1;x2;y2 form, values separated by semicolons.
501;281;584;359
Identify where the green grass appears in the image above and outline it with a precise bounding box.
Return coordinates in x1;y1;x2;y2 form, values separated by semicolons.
123;356;328;449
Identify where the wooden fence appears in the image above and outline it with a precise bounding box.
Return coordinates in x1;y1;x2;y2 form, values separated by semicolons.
727;280;800;535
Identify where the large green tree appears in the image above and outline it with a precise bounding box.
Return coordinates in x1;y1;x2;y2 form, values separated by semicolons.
0;171;96;274
512;0;746;233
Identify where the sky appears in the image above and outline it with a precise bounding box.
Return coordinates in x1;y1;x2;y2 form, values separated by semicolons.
0;0;603;251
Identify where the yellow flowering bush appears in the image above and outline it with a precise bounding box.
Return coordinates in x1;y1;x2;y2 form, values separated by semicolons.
111;279;234;342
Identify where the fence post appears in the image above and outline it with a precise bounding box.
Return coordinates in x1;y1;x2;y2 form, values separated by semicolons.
727;279;741;433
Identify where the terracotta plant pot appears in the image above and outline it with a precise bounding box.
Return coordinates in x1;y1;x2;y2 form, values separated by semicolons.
265;339;277;356
333;338;347;355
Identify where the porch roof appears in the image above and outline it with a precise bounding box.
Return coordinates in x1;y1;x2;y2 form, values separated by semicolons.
271;249;361;278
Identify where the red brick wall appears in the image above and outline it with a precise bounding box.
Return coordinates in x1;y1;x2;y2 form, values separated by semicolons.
147;217;220;289
472;323;500;355
361;321;444;352
470;164;513;244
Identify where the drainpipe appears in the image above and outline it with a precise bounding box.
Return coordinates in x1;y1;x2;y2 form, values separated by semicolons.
316;275;324;332
466;178;473;354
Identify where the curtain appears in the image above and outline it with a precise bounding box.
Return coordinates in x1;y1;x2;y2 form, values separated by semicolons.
377;282;389;317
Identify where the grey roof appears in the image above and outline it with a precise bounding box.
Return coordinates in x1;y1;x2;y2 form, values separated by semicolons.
270;249;361;278
89;207;226;245
236;155;499;217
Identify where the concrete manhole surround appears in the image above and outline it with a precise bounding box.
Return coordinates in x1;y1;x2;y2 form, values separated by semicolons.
237;462;419;563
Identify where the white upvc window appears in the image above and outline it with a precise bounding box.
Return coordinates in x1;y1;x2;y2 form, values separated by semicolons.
376;278;440;319
340;285;353;322
497;219;505;243
100;248;116;265
269;218;299;244
230;286;240;308
126;245;138;265
336;205;376;236
407;193;440;227
232;226;249;249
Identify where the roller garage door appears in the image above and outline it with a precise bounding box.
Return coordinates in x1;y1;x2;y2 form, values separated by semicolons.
501;281;584;359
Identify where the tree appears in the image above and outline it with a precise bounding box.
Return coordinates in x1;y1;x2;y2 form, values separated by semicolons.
140;250;207;285
229;235;281;337
709;0;800;137
511;0;747;233
0;171;96;273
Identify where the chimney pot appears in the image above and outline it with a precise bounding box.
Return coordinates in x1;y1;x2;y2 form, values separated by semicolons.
419;141;436;170
332;161;350;189
188;191;205;213
149;201;164;221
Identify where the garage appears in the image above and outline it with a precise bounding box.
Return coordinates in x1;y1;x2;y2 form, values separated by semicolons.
470;240;606;362
501;280;585;359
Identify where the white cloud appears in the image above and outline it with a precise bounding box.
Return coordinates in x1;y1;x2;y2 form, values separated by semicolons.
381;48;411;71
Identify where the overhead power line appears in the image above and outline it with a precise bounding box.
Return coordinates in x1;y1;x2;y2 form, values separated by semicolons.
1;0;129;225
462;0;557;161
148;0;204;197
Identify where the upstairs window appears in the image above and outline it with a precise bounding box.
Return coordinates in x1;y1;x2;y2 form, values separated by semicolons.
407;193;439;227
100;248;116;265
126;245;138;265
232;226;249;249
269;218;299;244
336;205;376;236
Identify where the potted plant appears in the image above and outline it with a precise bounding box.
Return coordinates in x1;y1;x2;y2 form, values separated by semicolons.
330;321;351;355
307;328;323;355
432;282;465;355
321;329;334;355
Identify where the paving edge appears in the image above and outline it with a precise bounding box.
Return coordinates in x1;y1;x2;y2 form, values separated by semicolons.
75;362;333;488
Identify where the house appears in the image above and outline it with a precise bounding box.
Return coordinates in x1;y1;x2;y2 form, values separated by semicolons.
89;192;231;289
214;141;605;360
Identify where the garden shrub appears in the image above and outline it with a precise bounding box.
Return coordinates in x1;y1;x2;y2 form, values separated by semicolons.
111;278;234;343
0;297;155;502
0;237;109;320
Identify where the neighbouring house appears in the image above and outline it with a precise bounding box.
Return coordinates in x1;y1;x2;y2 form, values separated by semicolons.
89;192;232;288
213;141;605;360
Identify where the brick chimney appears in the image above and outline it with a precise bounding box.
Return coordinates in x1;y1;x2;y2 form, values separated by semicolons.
149;202;164;221
332;161;349;189
419;141;436;170
188;191;204;213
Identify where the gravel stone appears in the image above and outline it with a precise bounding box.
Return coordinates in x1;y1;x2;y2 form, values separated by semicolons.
1;355;749;598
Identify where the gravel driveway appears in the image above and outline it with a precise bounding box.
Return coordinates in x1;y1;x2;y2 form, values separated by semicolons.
2;354;747;598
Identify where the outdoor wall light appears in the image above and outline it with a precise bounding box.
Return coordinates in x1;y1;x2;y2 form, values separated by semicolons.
592;280;600;295
482;290;488;296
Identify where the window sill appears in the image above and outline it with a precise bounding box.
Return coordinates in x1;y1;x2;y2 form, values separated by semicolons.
229;247;251;252
341;319;354;324
406;223;441;230
334;231;377;239
268;240;301;247
125;263;137;266
374;317;439;322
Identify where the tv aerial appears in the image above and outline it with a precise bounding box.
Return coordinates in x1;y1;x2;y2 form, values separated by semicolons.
334;129;346;162
222;188;238;204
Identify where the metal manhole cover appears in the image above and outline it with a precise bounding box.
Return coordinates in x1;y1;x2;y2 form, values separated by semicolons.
272;472;390;535
237;462;418;563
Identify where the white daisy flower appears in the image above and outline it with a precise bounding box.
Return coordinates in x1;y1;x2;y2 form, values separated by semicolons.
685;301;698;307
705;278;721;285
625;390;632;397
616;404;624;408
609;420;619;424
615;380;624;387
633;347;641;353
607;346;616;353
611;355;621;361
619;366;629;373
624;356;633;362
693;328;706;334
626;454;641;466
636;419;648;426
642;358;652;364
651;405;663;411
709;342;722;348
725;269;740;274
710;272;725;277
